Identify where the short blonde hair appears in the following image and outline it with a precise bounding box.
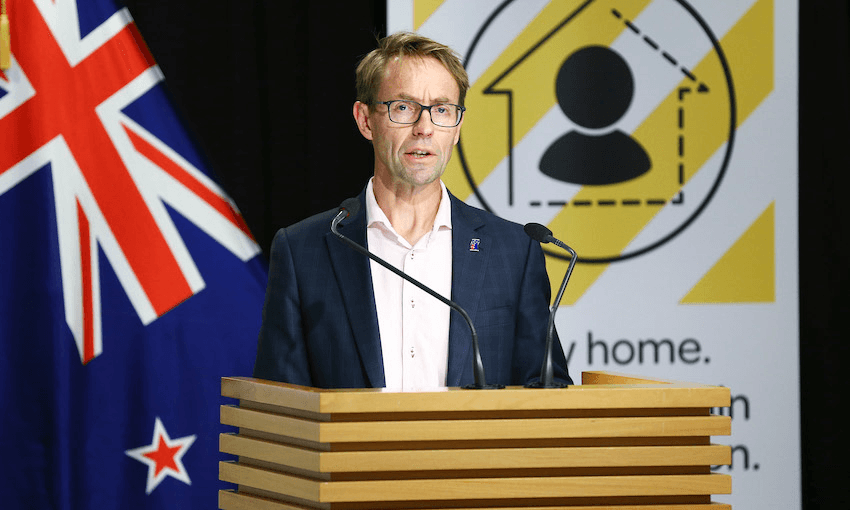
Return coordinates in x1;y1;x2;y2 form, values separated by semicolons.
356;32;469;108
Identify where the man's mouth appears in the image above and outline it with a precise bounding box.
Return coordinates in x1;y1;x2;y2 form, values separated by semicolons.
407;150;432;158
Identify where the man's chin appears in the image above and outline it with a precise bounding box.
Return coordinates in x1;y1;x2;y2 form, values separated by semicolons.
395;167;444;188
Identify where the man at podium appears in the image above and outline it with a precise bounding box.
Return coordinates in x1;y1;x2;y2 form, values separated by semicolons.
253;32;571;390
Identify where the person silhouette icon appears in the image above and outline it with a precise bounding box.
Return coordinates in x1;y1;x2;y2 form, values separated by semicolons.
539;45;651;186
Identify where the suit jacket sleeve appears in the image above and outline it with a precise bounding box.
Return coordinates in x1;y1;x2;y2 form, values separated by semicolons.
253;227;313;386
512;238;572;386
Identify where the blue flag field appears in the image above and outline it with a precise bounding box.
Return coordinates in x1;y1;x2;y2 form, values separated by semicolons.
0;1;268;508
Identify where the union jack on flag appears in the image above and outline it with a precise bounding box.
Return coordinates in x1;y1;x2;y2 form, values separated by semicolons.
0;1;268;508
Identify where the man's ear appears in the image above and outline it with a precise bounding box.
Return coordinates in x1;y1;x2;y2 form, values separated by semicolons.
353;101;374;141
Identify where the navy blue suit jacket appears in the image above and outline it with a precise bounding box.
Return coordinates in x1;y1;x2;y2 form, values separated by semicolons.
253;190;571;389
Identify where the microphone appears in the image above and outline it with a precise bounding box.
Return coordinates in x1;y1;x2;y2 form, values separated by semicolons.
523;222;577;389
331;198;502;390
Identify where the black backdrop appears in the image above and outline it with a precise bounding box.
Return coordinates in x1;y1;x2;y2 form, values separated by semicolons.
122;1;847;506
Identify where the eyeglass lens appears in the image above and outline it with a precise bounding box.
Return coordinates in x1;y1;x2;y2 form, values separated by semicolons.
387;100;461;127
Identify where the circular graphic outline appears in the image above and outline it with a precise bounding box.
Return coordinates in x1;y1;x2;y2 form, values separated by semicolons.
458;0;737;264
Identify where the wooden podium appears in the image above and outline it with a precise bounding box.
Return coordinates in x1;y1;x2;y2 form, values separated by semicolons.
218;372;732;509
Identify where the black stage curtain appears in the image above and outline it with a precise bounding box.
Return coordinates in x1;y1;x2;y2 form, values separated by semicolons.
123;1;846;507
124;0;386;255
798;3;849;509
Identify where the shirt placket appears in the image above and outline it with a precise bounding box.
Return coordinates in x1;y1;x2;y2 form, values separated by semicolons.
401;245;424;389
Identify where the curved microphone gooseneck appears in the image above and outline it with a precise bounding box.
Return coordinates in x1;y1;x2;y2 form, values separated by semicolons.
523;222;577;388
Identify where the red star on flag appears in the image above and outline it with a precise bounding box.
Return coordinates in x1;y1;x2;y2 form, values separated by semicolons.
125;417;196;494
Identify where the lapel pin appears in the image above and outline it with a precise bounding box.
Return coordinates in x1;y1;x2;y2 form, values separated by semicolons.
469;238;481;252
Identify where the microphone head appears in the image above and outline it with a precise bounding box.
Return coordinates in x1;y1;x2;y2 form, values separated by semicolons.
339;198;361;219
524;222;554;244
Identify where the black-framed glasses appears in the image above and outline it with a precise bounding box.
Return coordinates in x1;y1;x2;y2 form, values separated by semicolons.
374;100;466;127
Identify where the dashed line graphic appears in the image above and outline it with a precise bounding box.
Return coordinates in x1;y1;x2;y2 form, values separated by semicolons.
675;84;709;204
527;4;715;211
457;0;737;264
611;8;709;92
643;35;660;50
529;6;713;210
610;5;714;208
531;198;668;207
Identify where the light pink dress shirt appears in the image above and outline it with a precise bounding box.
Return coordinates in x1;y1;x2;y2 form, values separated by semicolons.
365;179;452;390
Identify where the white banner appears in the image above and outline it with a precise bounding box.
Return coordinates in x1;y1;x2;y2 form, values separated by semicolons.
389;0;799;507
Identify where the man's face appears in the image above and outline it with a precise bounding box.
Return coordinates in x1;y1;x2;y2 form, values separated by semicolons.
354;56;463;189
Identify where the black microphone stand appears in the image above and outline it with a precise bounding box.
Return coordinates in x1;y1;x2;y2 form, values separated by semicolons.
524;223;577;388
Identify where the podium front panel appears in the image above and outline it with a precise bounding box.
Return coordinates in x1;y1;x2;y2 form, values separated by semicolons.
218;372;732;509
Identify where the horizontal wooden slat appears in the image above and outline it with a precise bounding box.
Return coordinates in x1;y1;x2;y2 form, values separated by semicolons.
241;401;716;422
222;406;322;442
582;372;689;385
221;433;731;472
222;376;730;415
221;462;731;503
222;462;319;501
221;434;318;472
220;489;733;510
221;405;730;443
220;489;304;509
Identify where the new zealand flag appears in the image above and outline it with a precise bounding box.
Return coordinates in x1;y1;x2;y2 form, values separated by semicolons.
0;1;267;508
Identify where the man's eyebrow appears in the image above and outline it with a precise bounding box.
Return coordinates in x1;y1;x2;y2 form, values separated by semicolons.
395;93;455;104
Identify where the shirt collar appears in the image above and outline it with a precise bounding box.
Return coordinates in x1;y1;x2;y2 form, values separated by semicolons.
365;178;453;235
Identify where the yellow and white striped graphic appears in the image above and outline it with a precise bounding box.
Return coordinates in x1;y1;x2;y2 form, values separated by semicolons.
400;0;774;306
391;1;799;508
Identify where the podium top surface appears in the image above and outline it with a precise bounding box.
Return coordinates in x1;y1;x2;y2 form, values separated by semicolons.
221;372;730;415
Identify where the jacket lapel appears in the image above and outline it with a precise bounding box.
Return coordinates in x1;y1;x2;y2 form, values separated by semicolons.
326;192;385;387
446;194;489;387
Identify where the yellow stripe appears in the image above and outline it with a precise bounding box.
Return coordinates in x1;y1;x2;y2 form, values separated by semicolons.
414;0;447;31
680;202;775;304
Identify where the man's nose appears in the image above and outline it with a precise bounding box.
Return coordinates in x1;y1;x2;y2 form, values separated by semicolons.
412;108;435;136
